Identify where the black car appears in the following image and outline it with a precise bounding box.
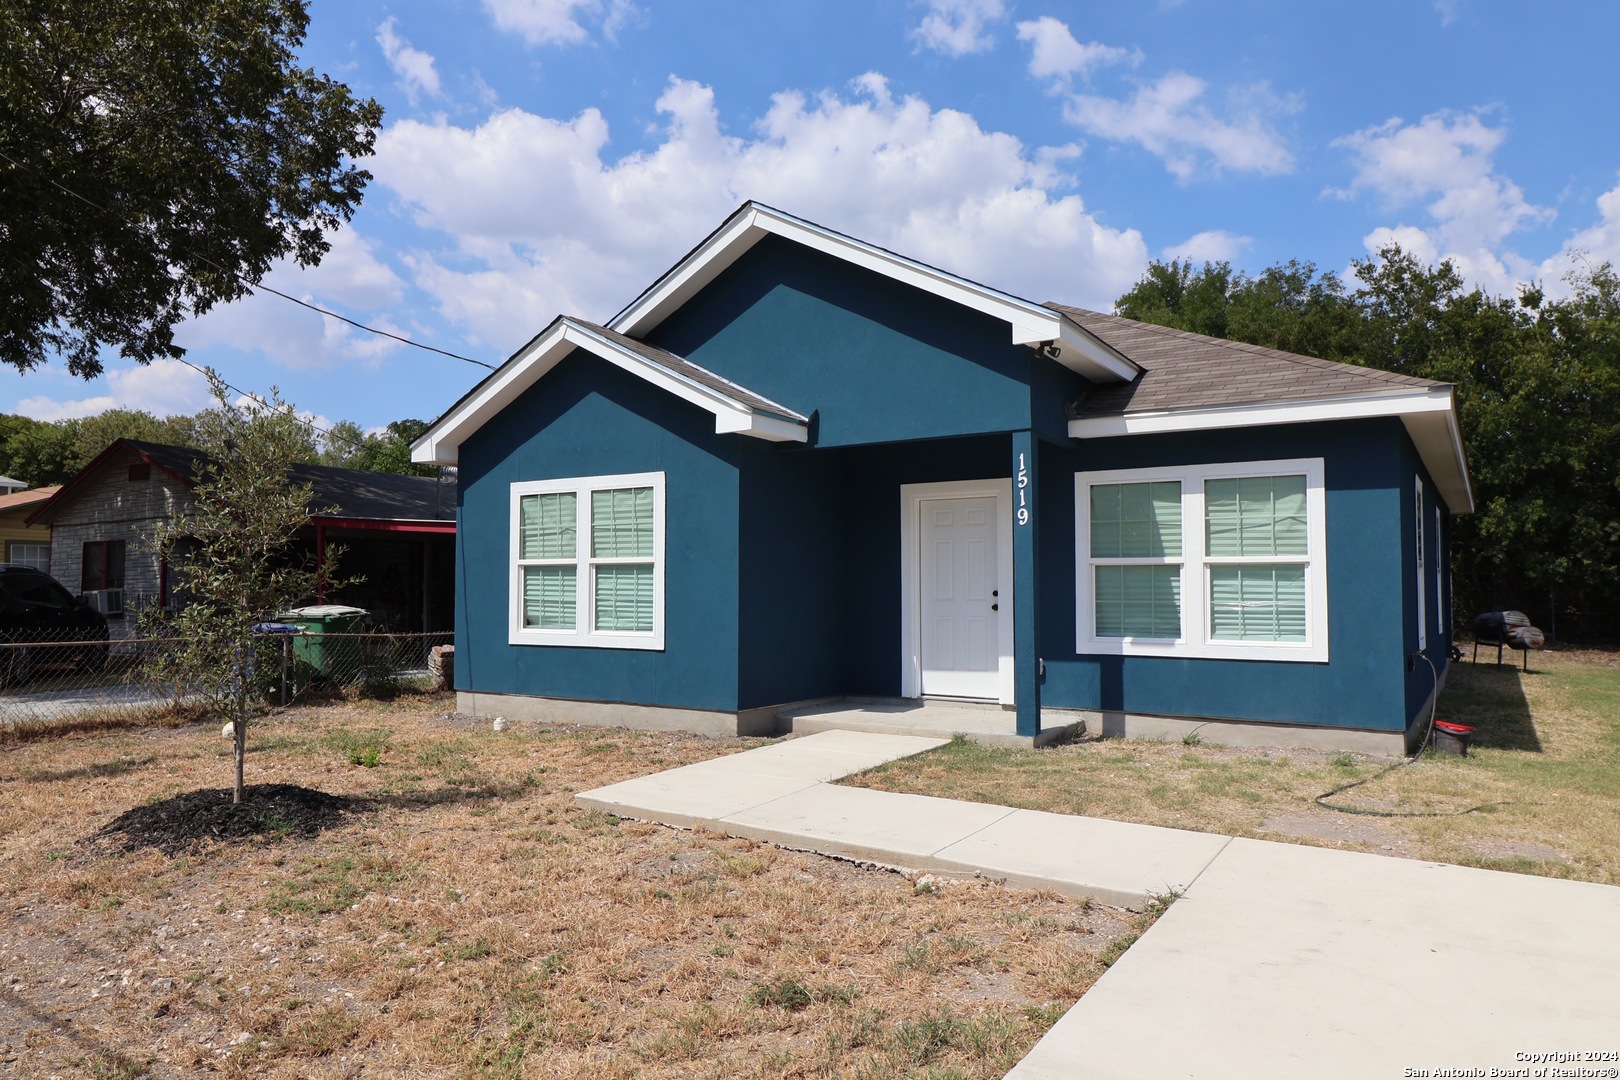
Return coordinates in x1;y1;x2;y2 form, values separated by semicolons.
0;564;111;686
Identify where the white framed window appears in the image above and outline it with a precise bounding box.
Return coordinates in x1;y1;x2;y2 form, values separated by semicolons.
509;472;665;650
1076;458;1328;662
7;541;49;574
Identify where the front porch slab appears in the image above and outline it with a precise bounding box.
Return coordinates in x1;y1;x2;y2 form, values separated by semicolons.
779;698;1083;748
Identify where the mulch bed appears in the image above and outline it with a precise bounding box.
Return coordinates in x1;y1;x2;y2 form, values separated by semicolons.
88;783;369;855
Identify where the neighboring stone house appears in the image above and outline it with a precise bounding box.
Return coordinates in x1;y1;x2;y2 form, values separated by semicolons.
0;485;59;573
28;440;457;639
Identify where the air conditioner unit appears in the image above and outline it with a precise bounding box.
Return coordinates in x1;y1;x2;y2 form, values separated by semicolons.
86;589;125;617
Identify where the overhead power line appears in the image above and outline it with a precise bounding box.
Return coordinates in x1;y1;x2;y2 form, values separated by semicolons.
171;356;375;453
0;148;496;371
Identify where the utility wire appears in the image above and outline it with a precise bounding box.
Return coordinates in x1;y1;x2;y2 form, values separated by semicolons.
0;148;495;371
171;356;375;454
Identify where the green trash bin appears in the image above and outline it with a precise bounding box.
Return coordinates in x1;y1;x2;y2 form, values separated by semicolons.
278;605;369;679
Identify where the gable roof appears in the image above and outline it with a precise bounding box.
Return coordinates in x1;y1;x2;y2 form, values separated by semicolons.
412;315;811;466
1051;306;1473;513
608;202;1139;384
409;204;1471;513
28;440;456;527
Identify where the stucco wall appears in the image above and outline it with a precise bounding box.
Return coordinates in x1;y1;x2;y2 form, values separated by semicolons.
455;351;745;711
643;235;1087;447
1037;418;1422;733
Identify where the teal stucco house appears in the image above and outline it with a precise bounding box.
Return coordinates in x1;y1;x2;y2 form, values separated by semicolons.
412;203;1471;753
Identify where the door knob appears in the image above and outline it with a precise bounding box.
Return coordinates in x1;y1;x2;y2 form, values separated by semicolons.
991;603;999;611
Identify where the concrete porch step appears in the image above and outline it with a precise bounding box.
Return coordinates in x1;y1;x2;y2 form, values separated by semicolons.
777;698;1082;748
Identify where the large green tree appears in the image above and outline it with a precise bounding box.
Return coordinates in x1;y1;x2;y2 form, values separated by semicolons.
0;0;383;376
0;408;201;485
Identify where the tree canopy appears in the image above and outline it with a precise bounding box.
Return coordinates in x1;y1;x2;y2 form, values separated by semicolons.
0;0;383;376
0;407;431;487
1113;249;1620;639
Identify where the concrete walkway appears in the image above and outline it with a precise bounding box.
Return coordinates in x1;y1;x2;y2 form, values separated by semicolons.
577;730;1620;1078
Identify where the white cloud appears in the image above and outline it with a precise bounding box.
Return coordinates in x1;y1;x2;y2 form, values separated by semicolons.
1015;17;1138;84
912;0;1005;57
482;0;633;47
372;74;1149;349
1332;111;1554;294
15;359;213;421
376;18;442;105
1064;72;1298;181
176;228;411;372
1539;179;1620;289
1162;230;1253;263
1436;0;1461;26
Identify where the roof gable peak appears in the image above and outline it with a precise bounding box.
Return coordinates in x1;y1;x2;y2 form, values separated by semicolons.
609;202;1137;385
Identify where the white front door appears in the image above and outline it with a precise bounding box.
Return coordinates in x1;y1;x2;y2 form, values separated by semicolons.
919;496;1002;698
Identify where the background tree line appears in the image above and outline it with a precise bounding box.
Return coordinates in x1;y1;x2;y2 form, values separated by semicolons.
0;409;434;487
1114;245;1620;642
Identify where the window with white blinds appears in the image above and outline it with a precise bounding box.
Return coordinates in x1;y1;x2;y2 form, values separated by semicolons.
511;473;664;649
1076;459;1327;662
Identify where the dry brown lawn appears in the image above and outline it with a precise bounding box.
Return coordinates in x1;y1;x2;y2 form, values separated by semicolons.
0;695;1141;1079
847;648;1620;886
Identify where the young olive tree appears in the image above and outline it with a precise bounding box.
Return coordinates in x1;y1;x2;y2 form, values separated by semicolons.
145;372;339;804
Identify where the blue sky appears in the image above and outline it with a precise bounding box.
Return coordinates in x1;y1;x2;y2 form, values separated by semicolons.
7;0;1619;438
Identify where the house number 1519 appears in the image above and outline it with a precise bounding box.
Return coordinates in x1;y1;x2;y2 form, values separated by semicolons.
1016;453;1030;526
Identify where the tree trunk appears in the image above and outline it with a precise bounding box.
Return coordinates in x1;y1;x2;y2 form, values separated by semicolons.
233;696;246;804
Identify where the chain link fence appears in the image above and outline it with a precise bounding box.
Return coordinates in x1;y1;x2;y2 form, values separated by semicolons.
0;628;453;730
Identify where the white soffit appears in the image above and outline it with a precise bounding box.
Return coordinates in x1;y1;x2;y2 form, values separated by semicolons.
411;318;808;465
1068;386;1475;514
608;202;1137;384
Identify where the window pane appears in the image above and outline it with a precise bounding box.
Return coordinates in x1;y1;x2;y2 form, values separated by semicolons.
8;543;48;574
592;487;654;558
1090;482;1181;558
1206;475;1307;557
520;492;576;559
1209;565;1306;641
594;564;654;632
1094;564;1181;639
522;566;576;629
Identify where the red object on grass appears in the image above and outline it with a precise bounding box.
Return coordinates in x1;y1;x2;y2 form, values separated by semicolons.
1433;720;1475;735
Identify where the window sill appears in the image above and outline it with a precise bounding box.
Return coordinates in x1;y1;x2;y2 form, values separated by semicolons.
509;628;664;651
1078;638;1328;663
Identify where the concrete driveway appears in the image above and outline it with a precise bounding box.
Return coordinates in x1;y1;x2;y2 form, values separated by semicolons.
579;730;1620;1078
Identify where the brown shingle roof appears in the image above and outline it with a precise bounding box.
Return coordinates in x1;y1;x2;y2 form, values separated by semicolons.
1046;305;1443;416
30;442;455;525
0;485;60;513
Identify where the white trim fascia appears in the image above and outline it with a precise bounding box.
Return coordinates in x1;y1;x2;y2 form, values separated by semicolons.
899;478;1016;705
609;203;1136;384
565;322;807;426
712;411;809;442
411;318;807;465
1068;385;1475;515
1053;318;1138;383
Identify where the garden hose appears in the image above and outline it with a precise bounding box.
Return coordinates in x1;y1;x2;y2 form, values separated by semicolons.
1312;654;1507;819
